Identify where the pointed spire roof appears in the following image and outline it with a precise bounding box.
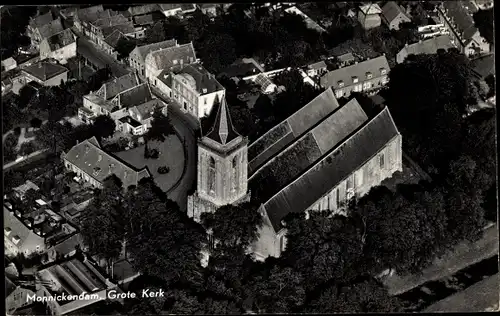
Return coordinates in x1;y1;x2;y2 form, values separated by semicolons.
205;97;240;145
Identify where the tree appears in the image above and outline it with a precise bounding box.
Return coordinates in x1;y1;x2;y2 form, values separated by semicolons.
92;115;116;140
198;32;237;74
34;120;74;154
473;9;494;44
115;37;137;61
201;203;263;249
17;85;37;109
145;107;175;142
4;133;19;162
19;141;37;156
30;117;43;129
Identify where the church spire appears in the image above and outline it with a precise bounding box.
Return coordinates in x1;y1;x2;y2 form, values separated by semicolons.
205;97;240;145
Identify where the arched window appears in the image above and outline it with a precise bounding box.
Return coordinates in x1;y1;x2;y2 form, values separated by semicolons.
208;157;216;194
232;156;239;192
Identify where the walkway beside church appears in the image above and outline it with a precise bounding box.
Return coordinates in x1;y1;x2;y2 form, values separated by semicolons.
383;223;498;296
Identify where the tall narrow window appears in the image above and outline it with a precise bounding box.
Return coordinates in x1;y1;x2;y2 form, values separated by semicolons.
379;153;385;169
280;235;286;253
208;157;216;194
336;188;340;209
346;176;353;190
231;156;238;192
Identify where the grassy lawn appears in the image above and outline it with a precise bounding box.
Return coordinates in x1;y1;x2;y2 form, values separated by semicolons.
114;135;185;192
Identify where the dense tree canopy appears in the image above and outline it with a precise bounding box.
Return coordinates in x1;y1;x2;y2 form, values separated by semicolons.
145;107;176;142
473;9;494;44
0;6;37;59
92;115;116;140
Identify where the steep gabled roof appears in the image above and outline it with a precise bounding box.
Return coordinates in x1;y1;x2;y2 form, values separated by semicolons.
134;39;178;62
63;137;150;189
205;98;240;145
359;3;382;15
382;1;410;24
101;73;139;100
261;106;400;231
147;42;197;71
101;22;135;37
128;4;161;16
248;87;339;171
37;18;64;39
76;5;105;23
104;29;125;49
172;63;224;95
441;1;479;45
115;83;153;108
46;29;76;51
249;98;369;204
30;11;54;29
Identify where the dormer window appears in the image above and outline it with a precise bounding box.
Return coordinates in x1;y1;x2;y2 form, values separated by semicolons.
173;59;178;65
338;80;344;87
12;235;21;244
352;76;359;83
4;227;12;236
97;155;102;162
380;68;387;75
366;72;373;79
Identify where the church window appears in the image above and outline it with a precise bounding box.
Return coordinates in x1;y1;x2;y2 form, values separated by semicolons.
280;235;287;253
336;188;340;208
231;156;238;192
208;157;216;194
379;153;385;169
346;176;353;190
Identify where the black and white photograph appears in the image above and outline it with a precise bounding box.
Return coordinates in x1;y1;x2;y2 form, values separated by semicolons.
2;2;497;315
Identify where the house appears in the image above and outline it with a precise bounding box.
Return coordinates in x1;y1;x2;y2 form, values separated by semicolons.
44;233;85;264
254;73;278;94
27;11;56;46
12;180;40;200
34;18;65;44
127;4;162;17
35;256;124;315
39;29;77;64
358;3;382;29
5;277;36;314
284;6;327;33
93;16;138;47
4;204;79;258
73;5;105;36
187;88;403;260
396;35;455;63
336;52;356;67
158;3;196;17
154;63;225;118
128;39;178;77
22;61;69;87
117;98;166;135
144;42;197;82
79;72;140;123
100;29;126;59
320;55;390;98
381;1;411;30
437;1;490;57
2;57;17;71
62;136;151;190
305;60;328;78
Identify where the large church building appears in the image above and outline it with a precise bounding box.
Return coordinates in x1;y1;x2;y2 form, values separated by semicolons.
188;87;403;260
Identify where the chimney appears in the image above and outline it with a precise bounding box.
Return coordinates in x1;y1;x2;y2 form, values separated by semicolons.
98;154;102;162
85;145;90;153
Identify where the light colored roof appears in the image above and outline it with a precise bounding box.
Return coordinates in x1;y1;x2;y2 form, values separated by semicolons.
159;3;196;12
13;180;40;194
382;1;410;24
170;63;224;95
249;98;369;208
337;52;355;62
1;57;17;68
255;73;276;92
4;207;44;251
127;4;160;16
359;3;382;15
248;88;340;172
46;29;76;51
320;55;390;89
37;18;64;39
398;35;455;61
22;61;68;82
64;137;150;189
147;42;197;71
307;60;327;70
101;73;139;100
260;106;400;231
134;39;178;62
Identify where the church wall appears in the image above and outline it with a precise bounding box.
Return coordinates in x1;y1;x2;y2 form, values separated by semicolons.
251;207;280;260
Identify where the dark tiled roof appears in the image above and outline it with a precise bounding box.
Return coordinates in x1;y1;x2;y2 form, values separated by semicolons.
249;98;368;202
148;42;197;71
30;12;54;29
382;1;409;24
47;29;76;51
135;39;178;62
4;207;43;251
93;14;129;28
262;106;400;231
248;88;339;168
119;116;141;127
130;98;164;121
128;4;161;16
320;55;390;89
172;63;224;95
205;98;241;145
76;5;104;23
37;18;64;39
116;83;153;108
471;53;495;78
104;30;125;49
63;137;150;189
102;73;139;100
22;62;68;82
133;14;155;26
5;276;16;298
441;1;478;44
101;22;135;37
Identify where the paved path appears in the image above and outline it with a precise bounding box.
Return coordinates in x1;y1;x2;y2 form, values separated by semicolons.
72;27;130;78
423;273;499;312
3;149;49;171
383;223;499;296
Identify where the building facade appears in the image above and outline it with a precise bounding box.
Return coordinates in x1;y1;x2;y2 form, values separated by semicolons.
39;29;77;64
128;39;178;77
320;55;390;98
381;1;411;30
358;4;382;30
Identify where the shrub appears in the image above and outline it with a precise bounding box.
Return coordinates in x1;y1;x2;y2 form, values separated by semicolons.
13;127;21;135
30;117;43;128
104;137;129;152
158;166;170;174
149;148;159;159
19;141;37;156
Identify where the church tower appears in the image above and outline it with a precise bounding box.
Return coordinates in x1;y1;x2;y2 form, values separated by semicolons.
187;98;250;222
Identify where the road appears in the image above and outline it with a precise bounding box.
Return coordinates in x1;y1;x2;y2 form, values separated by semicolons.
383;223;499;296
152;87;200;213
71;27;131;78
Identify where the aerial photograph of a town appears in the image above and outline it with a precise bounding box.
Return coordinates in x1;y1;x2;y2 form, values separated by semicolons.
2;2;497;315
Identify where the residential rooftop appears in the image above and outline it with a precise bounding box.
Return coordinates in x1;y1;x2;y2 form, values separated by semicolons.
22;61;69;82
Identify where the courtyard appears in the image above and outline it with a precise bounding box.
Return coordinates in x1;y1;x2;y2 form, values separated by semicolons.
114;135;185;193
